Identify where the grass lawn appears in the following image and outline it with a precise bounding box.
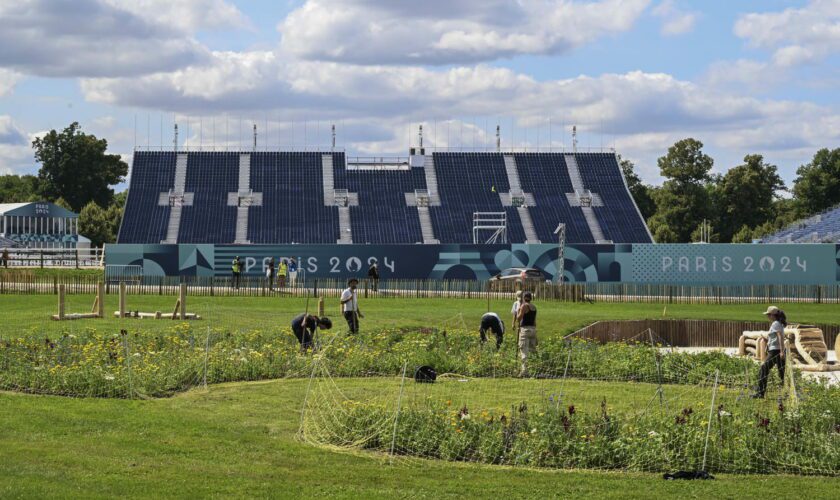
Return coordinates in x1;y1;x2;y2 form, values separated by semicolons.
3;379;839;499
2;296;839;498
2;293;839;339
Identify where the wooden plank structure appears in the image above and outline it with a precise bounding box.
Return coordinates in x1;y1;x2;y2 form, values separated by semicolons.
51;282;105;320
739;325;840;372
568;319;839;350
113;283;201;320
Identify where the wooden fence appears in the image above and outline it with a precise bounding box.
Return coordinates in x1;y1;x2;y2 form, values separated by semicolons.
2;274;840;304
568;319;840;349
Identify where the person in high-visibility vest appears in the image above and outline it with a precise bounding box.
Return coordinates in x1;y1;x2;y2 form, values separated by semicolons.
278;259;288;288
231;256;242;289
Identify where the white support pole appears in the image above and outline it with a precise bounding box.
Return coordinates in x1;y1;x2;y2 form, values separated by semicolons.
389;362;408;464
701;370;720;472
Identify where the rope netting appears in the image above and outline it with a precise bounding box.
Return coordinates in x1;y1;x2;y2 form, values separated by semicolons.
300;318;840;476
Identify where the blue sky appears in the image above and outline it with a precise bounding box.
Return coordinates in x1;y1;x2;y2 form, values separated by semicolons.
1;0;839;188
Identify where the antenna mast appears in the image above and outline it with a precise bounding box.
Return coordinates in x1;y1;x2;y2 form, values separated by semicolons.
572;125;578;153
173;123;178;152
496;125;501;152
253;123;257;151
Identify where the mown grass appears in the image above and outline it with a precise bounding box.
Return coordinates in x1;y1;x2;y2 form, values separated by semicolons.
0;267;103;279
2;379;839;499
2;296;839;498
3;293;839;339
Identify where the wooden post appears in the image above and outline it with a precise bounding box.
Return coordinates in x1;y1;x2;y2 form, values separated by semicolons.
96;281;105;318
318;297;324;317
119;282;126;318
179;283;187;320
58;284;65;320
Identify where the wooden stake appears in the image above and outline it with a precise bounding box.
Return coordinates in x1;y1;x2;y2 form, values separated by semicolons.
119;282;127;318
58;284;65;320
171;299;181;320
318;297;324;317
179;283;187;320
97;281;105;318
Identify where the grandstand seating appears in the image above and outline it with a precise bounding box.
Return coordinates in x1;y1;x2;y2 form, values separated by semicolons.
761;205;840;243
338;167;425;244
430;153;526;243
118;151;176;243
179;152;238;243
515;153;594;243
248;152;340;244
576;153;652;243
118;150;652;245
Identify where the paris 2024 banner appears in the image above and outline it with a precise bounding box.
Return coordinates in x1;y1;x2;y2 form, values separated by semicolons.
104;243;840;285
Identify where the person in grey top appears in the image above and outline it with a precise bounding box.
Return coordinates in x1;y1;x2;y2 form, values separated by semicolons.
754;306;787;398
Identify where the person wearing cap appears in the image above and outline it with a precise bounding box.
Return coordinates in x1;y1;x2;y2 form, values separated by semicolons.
291;313;332;351
754;305;788;398
511;290;523;331
516;291;538;377
340;278;364;334
479;311;505;349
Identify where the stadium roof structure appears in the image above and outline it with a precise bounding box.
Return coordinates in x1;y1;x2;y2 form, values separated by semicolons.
0;201;78;218
118;150;653;245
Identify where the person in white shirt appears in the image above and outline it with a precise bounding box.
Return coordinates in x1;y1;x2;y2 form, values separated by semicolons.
753;305;787;398
340;278;363;334
510;290;522;332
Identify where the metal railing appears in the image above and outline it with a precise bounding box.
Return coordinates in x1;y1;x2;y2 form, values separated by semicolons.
0;247;104;268
2;275;840;305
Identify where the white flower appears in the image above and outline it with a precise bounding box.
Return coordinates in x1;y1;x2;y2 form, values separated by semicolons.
104;374;115;380
648;431;659;437
718;411;732;417
460;413;471;421
531;428;537;434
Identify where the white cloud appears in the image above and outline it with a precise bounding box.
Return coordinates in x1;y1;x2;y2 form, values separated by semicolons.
734;0;840;66
77;50;840;184
279;0;651;65
0;69;23;97
0;116;35;175
0;0;211;78
107;0;251;32
652;1;698;36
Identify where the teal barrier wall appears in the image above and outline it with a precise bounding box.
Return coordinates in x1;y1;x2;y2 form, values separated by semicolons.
104;243;840;284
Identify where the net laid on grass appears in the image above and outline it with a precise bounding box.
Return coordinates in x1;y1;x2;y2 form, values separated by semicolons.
300;320;840;476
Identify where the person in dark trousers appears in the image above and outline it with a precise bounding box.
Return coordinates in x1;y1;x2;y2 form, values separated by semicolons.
516;291;538;377
340;278;363;334
266;258;275;292
231;256;242;289
753;306;787;398
479;311;505;349
1;248;8;268
367;262;380;292
291;313;332;351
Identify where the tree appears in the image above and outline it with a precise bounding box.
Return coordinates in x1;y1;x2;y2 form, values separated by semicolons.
78;202;113;247
646;138;714;242
0;175;39;203
619;156;657;220
53;197;73;211
792;148;840;217
715;155;785;242
32;122;128;212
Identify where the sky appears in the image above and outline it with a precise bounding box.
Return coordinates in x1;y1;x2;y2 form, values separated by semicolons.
1;0;839;188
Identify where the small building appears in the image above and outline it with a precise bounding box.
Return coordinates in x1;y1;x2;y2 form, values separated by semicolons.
0;201;87;249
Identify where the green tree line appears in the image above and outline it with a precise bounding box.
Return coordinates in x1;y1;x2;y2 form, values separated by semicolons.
0;122;128;246
622;138;840;243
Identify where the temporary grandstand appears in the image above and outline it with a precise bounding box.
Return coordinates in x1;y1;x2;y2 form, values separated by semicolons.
761;204;840;243
118;149;652;245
